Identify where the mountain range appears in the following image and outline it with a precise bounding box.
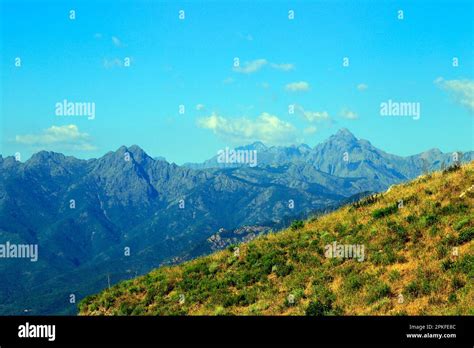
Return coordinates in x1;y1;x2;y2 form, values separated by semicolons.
0;128;472;314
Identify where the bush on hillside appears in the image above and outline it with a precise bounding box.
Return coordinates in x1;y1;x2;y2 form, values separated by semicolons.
454;217;470;231
366;282;391;304
419;213;438;227
457;227;474;244
305;300;332;316
290;220;305;231
372;204;398;219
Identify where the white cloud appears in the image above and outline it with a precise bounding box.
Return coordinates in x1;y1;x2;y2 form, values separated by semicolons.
270;63;295;71
112;36;123;47
233;59;295;74
435;77;474;112
340;108;358;120
15;125;96;151
197;112;298;145
233;59;268;74
196;104;206;111
296;105;329;122
357;83;368;91
304;126;318;134
285;81;310;92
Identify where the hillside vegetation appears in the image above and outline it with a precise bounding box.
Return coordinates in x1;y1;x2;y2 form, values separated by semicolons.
79;162;474;316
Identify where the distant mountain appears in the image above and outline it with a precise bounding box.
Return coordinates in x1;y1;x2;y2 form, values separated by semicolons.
185;128;472;191
0;128;472;315
79;161;474;316
184;141;312;169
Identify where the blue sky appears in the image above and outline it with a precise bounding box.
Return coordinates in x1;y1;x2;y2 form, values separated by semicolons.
1;0;473;164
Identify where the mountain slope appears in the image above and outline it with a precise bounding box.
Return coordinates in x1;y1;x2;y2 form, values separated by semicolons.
79;162;474;315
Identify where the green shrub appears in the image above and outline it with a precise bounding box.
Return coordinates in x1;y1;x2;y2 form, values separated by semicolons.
454;217;470;231
305;299;333;316
441;259;454;271
227;244;237;252
235;289;258;306
429;226;439;237
260;250;287;275
222;293;238;308
372;204;398;219
291;220;305;231
436;245;448;259
457;227;474;244
388;270;401;282
275;263;294;277
451;276;465;290
441;234;457;247
184;261;210;277
208;262;220;274
406;215;417;224
404;281;421;298
371;249;398;266
441;203;469;215
404;268;439;298
419;213;438;227
386;220;409;245
344;273;364;292
131;304;145;315
128;285;141;294
452;255;474;277
366;282;391;304
334;223;348;236
117;302;133;315
448;293;457;303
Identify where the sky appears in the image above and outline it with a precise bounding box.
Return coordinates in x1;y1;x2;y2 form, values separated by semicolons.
1;0;473;164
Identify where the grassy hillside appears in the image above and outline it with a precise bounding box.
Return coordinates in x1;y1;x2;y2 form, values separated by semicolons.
79;162;474;316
